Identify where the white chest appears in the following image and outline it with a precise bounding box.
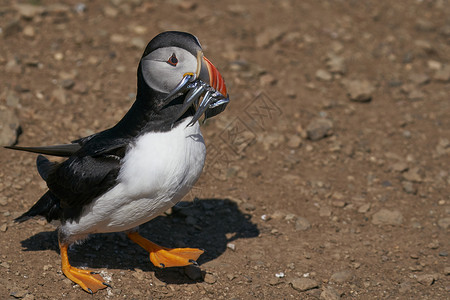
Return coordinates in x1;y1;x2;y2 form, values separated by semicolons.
64;118;206;236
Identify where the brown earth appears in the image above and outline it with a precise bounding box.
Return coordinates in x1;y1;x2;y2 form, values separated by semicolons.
1;0;449;299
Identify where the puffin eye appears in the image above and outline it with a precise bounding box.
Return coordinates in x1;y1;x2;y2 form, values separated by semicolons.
167;53;178;66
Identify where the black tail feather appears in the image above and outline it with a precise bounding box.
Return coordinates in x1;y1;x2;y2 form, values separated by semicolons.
14;191;61;223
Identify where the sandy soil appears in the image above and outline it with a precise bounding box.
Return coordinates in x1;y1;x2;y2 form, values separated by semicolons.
0;0;449;299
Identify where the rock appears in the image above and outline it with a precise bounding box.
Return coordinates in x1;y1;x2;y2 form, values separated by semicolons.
226;243;236;251
330;270;353;283
320;206;332;217
316;69;333;81
402;181;417;194
372;209;403;226
256;27;285;48
306;118;333;141
178;1;197;11
14;4;45;20
290;278;319;292
295;217;311;231
320;286;341;300
259;73;277;86
203;273;217;284
326;53;346;74
0;224;7;232
415;19;435;32
444;266;450;275
416;274;435;286
184;265;203;281
0;109;21;146
22;25;35;38
343;79;375;102
433;65;450;82
132;268;145;280
10;289;29;298
402;167;423;182
437;217;450;230
391;161;408;172
287;135;302;148
409;73;430;85
60;79;75;90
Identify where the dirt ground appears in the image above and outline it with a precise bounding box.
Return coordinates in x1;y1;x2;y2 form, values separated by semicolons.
1;0;449;299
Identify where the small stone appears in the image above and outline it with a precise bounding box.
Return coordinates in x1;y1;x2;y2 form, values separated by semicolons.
0;224;7;232
287;135;302;148
409;73;430;85
290;278;319;292
330;270;353;284
14;4;45;19
60;79;75;90
415;19;435;32
319;206;332;217
402;181;417;194
408;89;425;101
320;286;341;300
343;79;375;102
416;274;435;286
226;243;236;251
23;294;35;300
10;289;29;298
437;218;450;230
358;203;371;213
391;162;408;172
0;261;10;269
306;118;333;141
372;209;403;226
402;167;423;182
256;27;285;48
130;37;146;49
259;73;277;86
103;6;119;17
326;53;346;74
331;200;346;208
0;109;21;146
204;273;217;284
444;266;450;275
433;65;450;82
54;53;64;61
22;25;35;38
178;1;197;11
316;69;333;81
132;268;145;280
185;265;203;281
295;217;311;231
427;60;442;70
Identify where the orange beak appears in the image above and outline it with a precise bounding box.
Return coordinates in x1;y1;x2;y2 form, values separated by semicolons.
202;56;228;97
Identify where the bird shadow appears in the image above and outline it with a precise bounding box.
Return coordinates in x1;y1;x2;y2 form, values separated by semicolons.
19;198;259;284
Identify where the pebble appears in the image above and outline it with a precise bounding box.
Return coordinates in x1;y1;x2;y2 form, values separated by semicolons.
287;135;302;148
185;265;203;281
409;73;430;85
295;217;311;231
444;266;450;275
391;161;408;172
0;109;21;146
0;224;7;232
256;27;285;48
371;209;403;226
342;79;375;102
306;118;333;141
402;166;423;182
330;270;353;284
23;25;35;38
10;289;29;298
326;53;346;74
433;65;450;82
416;274;435;286
259;73;277;86
402;181;417;194
203;273;217;284
358;203;371;213
132;268;145;281
320;286;341;300
290;278;319;292
14;4;45;19
316;69;333;81
320;206;332;217
437;217;450;230
226;243;236;251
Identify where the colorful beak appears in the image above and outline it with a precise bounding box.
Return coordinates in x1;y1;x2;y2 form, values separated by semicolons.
202;56;228;97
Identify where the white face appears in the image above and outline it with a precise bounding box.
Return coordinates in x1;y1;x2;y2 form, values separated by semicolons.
141;46;198;94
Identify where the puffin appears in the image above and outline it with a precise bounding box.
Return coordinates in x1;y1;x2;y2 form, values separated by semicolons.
5;31;229;293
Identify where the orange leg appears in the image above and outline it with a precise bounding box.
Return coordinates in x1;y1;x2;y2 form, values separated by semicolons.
59;242;109;293
127;231;204;268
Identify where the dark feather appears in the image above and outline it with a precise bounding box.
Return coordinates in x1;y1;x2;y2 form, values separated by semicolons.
5;144;81;157
14;191;61;223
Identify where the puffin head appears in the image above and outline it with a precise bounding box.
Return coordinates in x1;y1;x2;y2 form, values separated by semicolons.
138;31;229;125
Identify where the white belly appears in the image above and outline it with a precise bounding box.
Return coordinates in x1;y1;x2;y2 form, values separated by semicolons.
62;118;206;237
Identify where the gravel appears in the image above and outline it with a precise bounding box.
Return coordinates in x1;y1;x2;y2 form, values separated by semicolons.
372;209;403;226
290;278;319;292
306;118;333;141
